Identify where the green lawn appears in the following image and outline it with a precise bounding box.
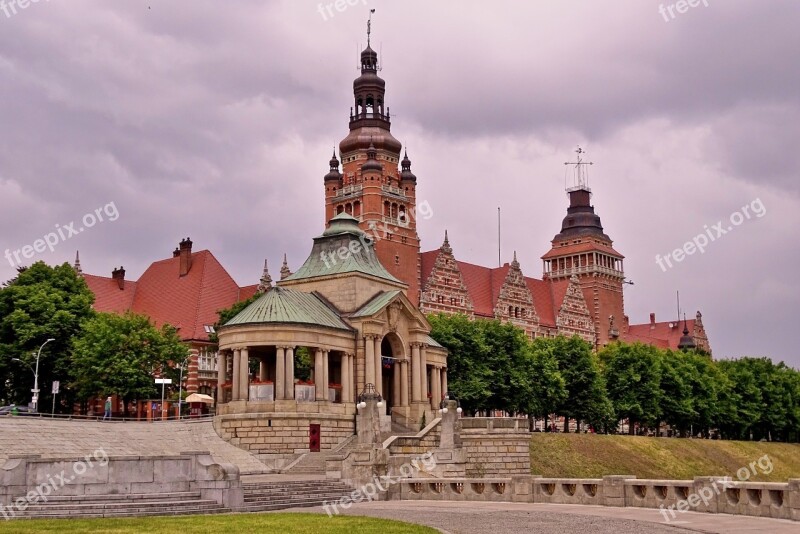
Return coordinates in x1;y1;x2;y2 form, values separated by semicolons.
0;513;435;534
530;433;800;480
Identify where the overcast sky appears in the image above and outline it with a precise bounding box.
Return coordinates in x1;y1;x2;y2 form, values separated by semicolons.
1;0;798;367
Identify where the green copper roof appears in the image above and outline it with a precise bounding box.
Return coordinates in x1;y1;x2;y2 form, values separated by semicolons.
425;335;444;349
223;287;352;331
352;290;403;318
283;214;403;284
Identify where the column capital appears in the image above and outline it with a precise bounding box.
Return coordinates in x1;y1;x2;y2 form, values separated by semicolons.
364;333;378;341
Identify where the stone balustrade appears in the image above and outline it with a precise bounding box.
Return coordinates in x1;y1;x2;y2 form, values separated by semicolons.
396;475;800;521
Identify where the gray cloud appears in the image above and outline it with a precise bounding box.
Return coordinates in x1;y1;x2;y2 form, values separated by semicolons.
0;0;797;367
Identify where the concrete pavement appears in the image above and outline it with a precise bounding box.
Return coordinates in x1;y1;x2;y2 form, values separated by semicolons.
289;500;799;533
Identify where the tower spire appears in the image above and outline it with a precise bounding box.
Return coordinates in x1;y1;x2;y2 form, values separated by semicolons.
73;251;82;277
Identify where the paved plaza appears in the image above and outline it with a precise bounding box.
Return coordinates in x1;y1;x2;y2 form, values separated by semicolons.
297;500;800;534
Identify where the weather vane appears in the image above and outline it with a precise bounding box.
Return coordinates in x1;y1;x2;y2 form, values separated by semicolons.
367;8;375;46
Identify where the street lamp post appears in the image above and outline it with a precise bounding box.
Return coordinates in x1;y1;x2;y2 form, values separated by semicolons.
16;338;55;413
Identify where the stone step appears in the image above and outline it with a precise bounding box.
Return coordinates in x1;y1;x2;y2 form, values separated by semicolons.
244;491;352;502
241;498;340;512
26;491;202;503
13;506;229;519
21;499;222;512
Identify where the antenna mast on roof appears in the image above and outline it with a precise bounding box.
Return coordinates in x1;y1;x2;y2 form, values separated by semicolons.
564;145;593;193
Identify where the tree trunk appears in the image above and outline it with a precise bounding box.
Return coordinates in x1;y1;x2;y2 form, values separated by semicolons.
563;417;569;433
628;420;635;435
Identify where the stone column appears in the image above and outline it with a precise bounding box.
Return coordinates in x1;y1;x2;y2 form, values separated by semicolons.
411;343;421;402
285;346;295;400
217;350;228;403
239;348;249;401
347;352;355;403
340;353;348;404
259;357;267;382
275;346;285;400
314;348;324;401
420;345;428;405
442;368;448;398
400;359;409;407
322;350;330;402
374;336;383;396
232;349;241;401
392;362;401;406
432;367;441;409
364;335;375;387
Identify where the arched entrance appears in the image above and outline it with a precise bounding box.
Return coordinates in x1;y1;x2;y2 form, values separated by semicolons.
380;333;405;411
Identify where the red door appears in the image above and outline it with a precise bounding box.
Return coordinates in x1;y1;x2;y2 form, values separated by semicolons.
309;424;321;452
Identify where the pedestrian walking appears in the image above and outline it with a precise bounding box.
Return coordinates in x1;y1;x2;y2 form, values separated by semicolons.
103;397;112;421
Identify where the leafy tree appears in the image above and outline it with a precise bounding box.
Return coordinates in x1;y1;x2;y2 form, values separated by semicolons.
550;336;612;432
0;262;94;411
657;350;697;435
600;342;663;434
428;313;494;414
71;312;188;416
520;338;567;429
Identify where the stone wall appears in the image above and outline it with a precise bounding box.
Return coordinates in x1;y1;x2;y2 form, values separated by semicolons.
460;418;531;477
0;451;243;511
213;411;354;457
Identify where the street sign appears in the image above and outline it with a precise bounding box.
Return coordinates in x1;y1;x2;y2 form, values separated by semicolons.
52;381;60;394
154;378;173;385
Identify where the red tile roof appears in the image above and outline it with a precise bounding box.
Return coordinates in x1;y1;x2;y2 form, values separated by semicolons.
86;250;255;342
624;319;698;351
420;250;439;290
83;274;136;313
526;277;557;327
541;241;624;260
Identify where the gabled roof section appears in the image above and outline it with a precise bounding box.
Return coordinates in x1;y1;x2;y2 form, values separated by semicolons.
283;213;404;285
352;290;403;318
526;277;557;327
624;319;699;351
420;250;439;288
83;274;137;314
224;286;352;331
129;250;243;342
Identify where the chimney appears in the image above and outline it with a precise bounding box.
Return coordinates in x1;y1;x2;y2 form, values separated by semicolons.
173;247;180;258
179;238;193;277
111;266;125;290
649;312;656;329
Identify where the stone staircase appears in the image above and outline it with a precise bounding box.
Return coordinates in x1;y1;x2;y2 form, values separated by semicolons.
283;435;357;475
241;479;354;512
6;491;229;519
0;418;272;475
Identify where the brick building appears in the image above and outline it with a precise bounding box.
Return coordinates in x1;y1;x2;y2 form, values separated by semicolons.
79;31;711;397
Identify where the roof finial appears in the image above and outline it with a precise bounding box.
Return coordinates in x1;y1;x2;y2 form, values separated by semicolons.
441;230;452;254
511;250;520;269
258;259;273;293
367;8;375;46
280;254;291;280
